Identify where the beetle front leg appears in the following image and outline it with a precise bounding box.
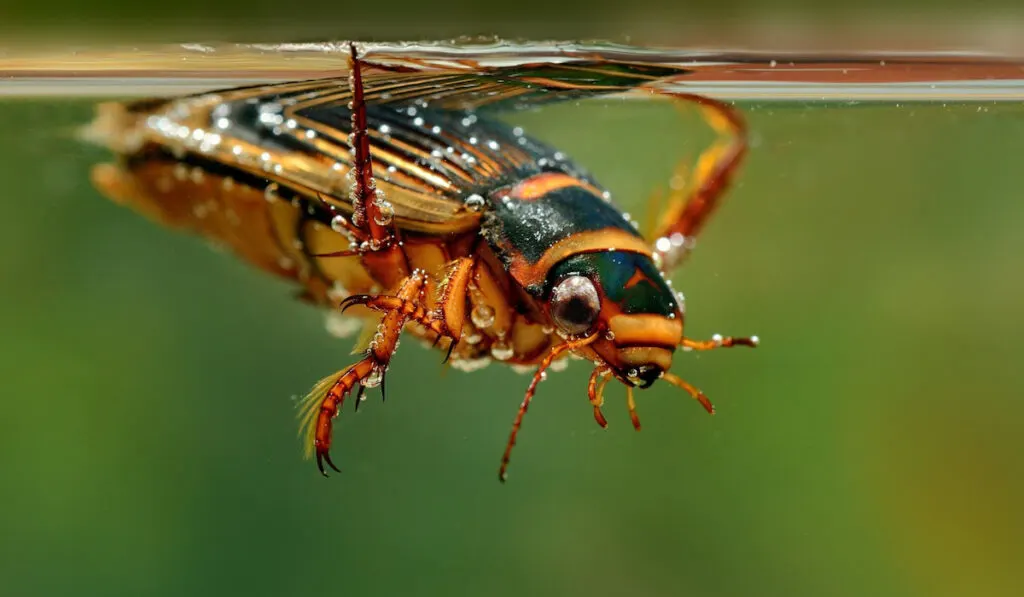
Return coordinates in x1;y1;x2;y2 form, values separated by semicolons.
647;91;748;271
499;333;600;483
682;334;760;351
587;366;611;428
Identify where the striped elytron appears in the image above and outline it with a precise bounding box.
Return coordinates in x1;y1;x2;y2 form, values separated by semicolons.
87;44;758;481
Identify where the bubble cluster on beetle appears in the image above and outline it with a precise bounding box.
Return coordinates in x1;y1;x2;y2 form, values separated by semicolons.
135;74;680;375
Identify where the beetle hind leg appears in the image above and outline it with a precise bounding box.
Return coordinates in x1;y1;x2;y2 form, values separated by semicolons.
347;42;396;250
646;91;748;271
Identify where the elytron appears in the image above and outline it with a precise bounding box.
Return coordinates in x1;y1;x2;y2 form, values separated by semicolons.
87;43;758;481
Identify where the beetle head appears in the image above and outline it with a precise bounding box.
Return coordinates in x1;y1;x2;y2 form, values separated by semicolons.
544;250;683;386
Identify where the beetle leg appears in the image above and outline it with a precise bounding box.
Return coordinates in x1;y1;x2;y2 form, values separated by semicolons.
343;43;411;288
347;43;394;246
682;334;760;351
499;332;599;483
301;260;475;475
660;372;716;415
625;386;642;431
647;91;748;271
339;257;474;344
304;270;433;476
587;366;611;428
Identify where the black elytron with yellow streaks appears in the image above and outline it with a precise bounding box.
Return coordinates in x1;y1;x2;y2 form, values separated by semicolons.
86;45;758;481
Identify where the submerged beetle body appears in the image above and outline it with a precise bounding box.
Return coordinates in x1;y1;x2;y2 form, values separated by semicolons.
88;46;757;480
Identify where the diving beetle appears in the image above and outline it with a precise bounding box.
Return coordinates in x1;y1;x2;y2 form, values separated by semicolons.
87;43;758;481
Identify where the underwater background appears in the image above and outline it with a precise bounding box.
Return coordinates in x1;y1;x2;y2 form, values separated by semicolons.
1;2;1023;596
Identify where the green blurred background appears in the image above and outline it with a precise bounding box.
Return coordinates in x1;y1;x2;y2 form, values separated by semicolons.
3;0;1024;47
2;4;1024;597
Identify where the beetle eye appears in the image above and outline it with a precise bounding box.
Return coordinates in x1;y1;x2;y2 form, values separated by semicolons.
550;275;601;336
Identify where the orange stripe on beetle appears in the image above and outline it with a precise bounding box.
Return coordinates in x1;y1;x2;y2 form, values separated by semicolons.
507;172;606;202
507;228;653;289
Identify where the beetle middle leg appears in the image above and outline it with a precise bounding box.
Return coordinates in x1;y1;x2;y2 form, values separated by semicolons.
302;270;427;476
301;259;474;476
646;91;748;271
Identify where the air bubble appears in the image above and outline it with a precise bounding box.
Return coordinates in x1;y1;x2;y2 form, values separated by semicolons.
450;357;491;373
324;312;361;339
463;194;486;212
490;342;514;361
470;305;495;329
264;182;280;202
362;367;384;388
373;200;394;226
331;215;348;232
